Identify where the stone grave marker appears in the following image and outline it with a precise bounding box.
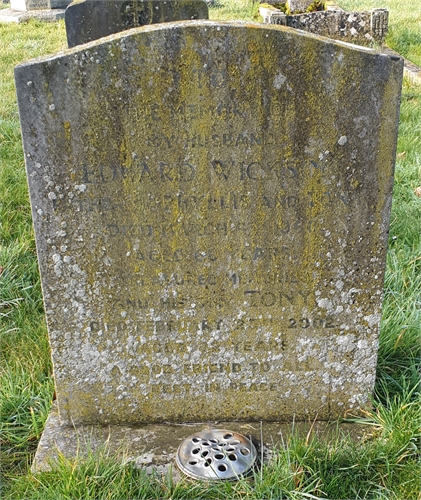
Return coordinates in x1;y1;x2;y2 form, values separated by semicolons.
65;0;209;47
11;0;68;10
15;21;403;427
263;6;389;47
0;0;70;23
287;0;313;14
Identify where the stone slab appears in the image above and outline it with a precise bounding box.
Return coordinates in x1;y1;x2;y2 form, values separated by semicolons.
0;6;65;21
11;0;70;11
286;0;313;14
264;8;389;46
65;0;209;47
15;21;403;426
32;403;368;474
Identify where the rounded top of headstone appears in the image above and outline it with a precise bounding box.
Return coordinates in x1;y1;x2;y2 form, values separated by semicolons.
65;0;209;47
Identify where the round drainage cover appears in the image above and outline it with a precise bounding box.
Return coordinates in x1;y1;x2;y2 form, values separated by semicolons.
176;429;257;481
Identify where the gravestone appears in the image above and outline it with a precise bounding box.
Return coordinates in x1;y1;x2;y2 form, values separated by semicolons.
287;0;313;14
0;0;70;22
65;0;209;47
262;5;389;47
11;0;69;10
15;21;403;427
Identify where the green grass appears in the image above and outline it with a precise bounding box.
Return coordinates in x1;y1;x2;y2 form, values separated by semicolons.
209;0;262;22
0;18;67;483
1;6;420;500
3;418;421;499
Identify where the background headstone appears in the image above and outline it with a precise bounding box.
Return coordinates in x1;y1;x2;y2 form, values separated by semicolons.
11;0;69;10
65;0;209;47
15;21;403;425
0;0;70;22
262;6;389;46
287;0;313;14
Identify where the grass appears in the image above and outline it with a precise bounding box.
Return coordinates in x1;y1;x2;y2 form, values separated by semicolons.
0;20;67;484
1;3;420;499
208;0;262;22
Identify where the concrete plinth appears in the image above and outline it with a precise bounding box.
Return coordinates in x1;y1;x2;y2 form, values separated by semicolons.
32;404;367;478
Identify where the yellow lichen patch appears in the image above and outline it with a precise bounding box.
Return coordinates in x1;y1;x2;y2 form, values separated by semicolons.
305;0;325;13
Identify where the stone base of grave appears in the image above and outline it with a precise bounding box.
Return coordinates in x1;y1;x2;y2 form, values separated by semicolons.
0;7;65;22
32;404;367;477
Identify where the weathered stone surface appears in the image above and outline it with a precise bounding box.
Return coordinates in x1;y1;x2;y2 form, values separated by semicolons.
0;7;66;21
286;0;313;14
15;21;403;425
263;8;389;46
32;403;368;473
4;0;69;22
382;46;421;86
11;0;70;11
65;0;209;48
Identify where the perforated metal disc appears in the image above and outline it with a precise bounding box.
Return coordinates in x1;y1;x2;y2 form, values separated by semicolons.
176;429;257;481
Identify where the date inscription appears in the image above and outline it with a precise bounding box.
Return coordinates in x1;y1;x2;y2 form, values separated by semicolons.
288;317;335;329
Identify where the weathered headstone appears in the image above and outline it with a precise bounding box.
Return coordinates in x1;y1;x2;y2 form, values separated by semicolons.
11;0;69;10
0;0;70;23
287;0;313;14
65;0;209;47
15;21;403;426
262;6;389;47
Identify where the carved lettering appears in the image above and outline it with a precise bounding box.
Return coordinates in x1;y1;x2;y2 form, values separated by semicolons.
82;163;127;183
244;289;312;306
288;317;336;329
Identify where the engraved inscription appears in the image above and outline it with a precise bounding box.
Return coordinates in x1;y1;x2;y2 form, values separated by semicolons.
245;290;312;306
76;157;329;184
288;317;336;329
121;0;150;27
